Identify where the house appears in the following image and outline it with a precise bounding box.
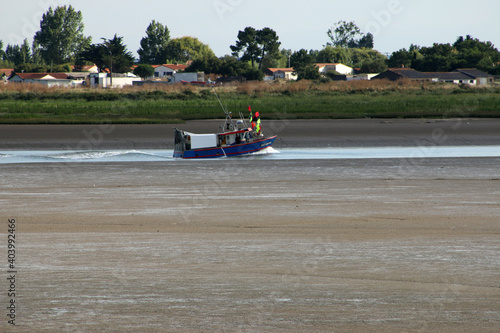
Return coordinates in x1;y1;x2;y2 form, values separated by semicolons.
373;68;493;85
372;68;432;81
8;73;82;87
315;63;353;75
349;73;380;81
168;72;205;84
1;68;14;78
71;64;99;73
153;64;188;78
453;68;494;85
424;72;476;84
264;68;297;81
89;72;141;88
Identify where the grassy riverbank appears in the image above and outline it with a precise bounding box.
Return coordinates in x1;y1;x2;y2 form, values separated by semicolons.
0;80;499;124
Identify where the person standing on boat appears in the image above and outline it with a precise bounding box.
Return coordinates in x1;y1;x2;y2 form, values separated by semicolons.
249;105;262;135
248;106;255;132
254;111;261;135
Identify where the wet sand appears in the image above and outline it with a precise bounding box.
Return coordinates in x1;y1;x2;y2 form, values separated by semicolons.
1;120;500;332
1;118;500;149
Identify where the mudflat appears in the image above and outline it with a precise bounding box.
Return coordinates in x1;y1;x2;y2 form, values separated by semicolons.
1;118;500;149
1;120;499;332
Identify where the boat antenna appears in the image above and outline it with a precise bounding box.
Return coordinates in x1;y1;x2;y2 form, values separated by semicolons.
213;90;234;131
214;90;228;115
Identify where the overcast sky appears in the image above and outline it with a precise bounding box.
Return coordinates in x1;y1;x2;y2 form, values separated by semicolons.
1;0;500;59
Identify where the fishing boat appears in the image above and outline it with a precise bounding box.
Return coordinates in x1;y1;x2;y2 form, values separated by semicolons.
173;98;277;159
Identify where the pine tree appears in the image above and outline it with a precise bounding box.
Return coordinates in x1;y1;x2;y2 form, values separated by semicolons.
138;20;170;64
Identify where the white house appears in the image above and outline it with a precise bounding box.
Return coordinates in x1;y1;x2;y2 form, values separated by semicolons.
8;73;82;87
168;72;205;83
264;68;297;81
315;63;353;75
72;64;99;73
89;72;141;88
153;64;188;78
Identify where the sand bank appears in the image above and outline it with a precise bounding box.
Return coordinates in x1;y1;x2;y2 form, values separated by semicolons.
1;157;499;332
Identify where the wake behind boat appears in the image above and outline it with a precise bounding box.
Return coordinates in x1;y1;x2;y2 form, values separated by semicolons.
173;97;277;159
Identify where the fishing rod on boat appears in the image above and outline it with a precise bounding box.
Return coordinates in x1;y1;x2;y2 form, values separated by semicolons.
214;90;250;131
214;90;227;115
213;90;234;131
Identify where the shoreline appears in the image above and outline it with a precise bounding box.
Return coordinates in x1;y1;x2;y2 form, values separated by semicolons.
1;118;500;149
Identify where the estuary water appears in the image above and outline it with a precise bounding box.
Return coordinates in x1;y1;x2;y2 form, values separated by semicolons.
1;145;500;164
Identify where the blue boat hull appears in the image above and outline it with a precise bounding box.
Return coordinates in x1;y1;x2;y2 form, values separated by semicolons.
174;136;277;159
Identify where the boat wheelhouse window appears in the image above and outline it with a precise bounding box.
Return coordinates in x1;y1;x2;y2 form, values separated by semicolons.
219;135;227;146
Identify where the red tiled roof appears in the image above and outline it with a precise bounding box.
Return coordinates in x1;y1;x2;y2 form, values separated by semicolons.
267;68;294;73
161;64;187;71
0;68;14;76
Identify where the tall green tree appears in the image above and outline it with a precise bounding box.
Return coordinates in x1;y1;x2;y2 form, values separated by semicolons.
279;49;293;68
218;55;250;76
392;36;500;74
138;20;170;64
387;45;422;68
79;34;134;73
0;40;5;61
317;45;351;64
166;37;215;63
290;49;315;68
453;35;500;72
290;49;319;80
4;44;21;65
350;48;386;69
31;39;44;65
188;54;260;80
34;5;91;70
412;43;456;72
102;35;135;73
256;27;281;69
230;27;259;68
327;20;373;49
187;54;222;74
231;27;281;69
360;58;387;73
355;33;374;49
78;43;107;70
4;40;31;66
19;39;32;64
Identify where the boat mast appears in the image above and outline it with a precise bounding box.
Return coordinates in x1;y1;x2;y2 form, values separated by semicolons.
214;90;235;131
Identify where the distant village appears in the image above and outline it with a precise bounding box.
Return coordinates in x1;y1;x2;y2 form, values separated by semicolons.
1;6;498;89
0;62;495;89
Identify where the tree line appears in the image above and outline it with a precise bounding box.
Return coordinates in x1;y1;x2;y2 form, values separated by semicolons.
1;6;499;81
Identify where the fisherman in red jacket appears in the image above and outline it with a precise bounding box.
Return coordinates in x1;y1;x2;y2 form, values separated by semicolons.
248;105;261;135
